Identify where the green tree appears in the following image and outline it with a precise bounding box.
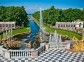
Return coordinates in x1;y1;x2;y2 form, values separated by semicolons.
0;6;28;27
33;6;84;25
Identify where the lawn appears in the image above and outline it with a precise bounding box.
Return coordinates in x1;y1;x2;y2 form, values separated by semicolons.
45;27;82;40
32;17;40;26
0;27;30;41
13;28;30;36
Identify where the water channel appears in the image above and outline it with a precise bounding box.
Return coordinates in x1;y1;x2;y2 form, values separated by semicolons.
20;15;40;49
23;19;40;43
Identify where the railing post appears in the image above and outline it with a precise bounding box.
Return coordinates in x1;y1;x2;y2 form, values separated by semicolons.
45;43;49;51
66;43;70;49
0;50;3;56
2;46;45;59
4;50;10;59
31;49;38;58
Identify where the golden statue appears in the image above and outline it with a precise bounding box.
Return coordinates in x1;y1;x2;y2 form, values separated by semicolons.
72;35;84;52
72;36;78;42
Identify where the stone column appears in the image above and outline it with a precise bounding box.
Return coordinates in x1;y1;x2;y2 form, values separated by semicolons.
59;35;62;43
31;50;38;58
49;34;52;42
66;43;70;49
45;43;49;51
3;50;10;59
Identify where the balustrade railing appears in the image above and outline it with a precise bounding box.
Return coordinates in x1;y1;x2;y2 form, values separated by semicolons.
2;45;45;59
49;43;68;49
9;50;33;59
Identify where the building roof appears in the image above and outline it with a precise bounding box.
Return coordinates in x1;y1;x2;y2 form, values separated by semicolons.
0;22;15;24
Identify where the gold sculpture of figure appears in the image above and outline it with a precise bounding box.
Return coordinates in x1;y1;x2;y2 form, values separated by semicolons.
72;35;84;52
29;42;31;48
3;40;22;49
81;34;84;51
82;33;84;41
72;36;78;42
26;41;31;49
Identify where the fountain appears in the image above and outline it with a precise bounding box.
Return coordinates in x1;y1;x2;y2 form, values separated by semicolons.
48;30;63;49
49;30;57;48
40;8;43;30
2;25;13;41
49;34;52;42
59;35;62;43
54;30;59;48
39;8;44;43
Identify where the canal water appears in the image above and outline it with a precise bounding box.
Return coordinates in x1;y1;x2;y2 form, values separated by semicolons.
23;19;40;43
13;15;49;50
20;20;40;50
29;20;40;33
20;16;40;49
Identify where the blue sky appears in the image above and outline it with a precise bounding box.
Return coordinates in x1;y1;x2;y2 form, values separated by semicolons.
0;0;84;14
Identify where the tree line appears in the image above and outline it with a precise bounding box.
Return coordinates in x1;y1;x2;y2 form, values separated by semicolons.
33;6;84;25
0;6;28;27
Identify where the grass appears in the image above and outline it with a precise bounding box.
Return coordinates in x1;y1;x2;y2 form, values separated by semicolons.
32;16;40;26
0;34;2;41
13;28;30;36
0;27;30;41
45;26;82;40
32;17;82;40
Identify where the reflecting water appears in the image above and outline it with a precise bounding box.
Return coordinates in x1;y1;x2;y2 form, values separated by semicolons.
20;17;40;49
29;20;40;33
23;20;40;43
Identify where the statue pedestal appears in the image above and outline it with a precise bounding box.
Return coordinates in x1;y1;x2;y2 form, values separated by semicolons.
3;50;10;59
31;50;38;58
66;43;70;49
45;44;49;51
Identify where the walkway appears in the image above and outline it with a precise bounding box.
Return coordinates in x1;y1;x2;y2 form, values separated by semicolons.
0;49;84;62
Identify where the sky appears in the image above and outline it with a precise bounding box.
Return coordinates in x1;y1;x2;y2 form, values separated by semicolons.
0;0;84;14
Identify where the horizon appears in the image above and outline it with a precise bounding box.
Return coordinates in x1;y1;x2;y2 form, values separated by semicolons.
0;0;84;14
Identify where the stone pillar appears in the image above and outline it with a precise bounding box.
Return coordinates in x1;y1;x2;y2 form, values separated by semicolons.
40;43;45;52
59;35;62;43
0;46;4;56
66;43;70;49
31;50;38;58
3;50;10;59
0;50;3;56
14;23;15;29
45;43;49;51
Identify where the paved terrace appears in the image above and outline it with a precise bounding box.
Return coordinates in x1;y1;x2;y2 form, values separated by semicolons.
0;49;84;62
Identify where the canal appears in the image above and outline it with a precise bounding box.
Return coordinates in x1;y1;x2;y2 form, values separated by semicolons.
22;19;40;43
20;15;40;49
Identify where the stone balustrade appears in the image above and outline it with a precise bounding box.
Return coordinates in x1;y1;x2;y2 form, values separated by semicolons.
1;45;45;59
49;42;71;50
9;50;33;59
